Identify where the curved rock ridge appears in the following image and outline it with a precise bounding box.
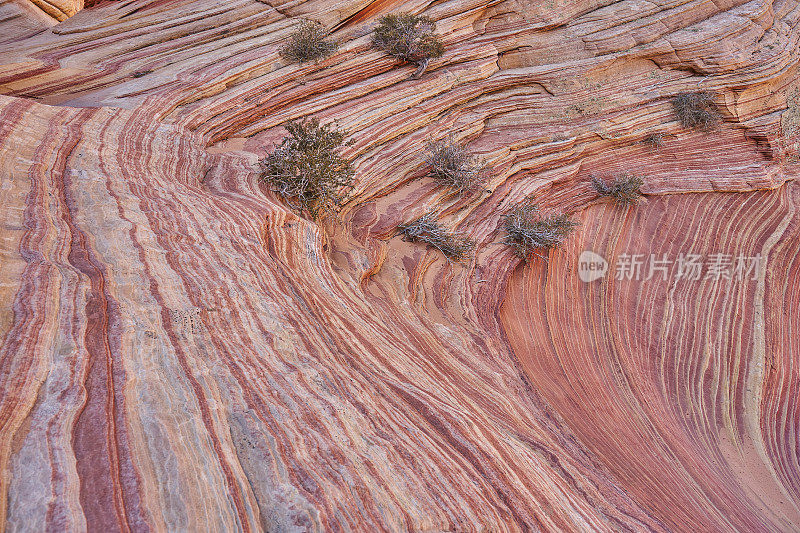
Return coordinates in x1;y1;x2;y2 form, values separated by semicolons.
0;0;799;531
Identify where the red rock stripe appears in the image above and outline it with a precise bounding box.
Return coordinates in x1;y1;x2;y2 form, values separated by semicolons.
44;108;149;533
113;108;254;532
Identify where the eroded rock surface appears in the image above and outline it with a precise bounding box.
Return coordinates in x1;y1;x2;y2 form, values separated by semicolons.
0;0;799;531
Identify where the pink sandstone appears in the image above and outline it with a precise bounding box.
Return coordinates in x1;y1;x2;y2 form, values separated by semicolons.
0;0;799;530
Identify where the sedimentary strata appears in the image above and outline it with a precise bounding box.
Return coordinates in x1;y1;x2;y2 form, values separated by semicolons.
0;0;798;530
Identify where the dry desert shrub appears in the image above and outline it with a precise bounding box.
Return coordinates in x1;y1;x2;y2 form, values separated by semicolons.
641;132;665;150
372;13;444;77
259;117;354;219
424;136;488;196
591;173;644;205
502;197;578;261
672;92;720;130
280;20;338;63
398;212;475;263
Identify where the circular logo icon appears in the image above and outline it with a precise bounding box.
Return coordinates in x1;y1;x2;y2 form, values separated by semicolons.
578;250;608;282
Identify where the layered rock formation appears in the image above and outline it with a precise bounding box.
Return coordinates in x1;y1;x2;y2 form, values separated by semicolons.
1;0;799;531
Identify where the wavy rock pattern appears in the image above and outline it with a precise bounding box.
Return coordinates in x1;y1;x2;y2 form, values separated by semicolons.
0;0;799;531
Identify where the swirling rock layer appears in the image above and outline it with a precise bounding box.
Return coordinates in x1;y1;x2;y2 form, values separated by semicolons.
0;0;799;531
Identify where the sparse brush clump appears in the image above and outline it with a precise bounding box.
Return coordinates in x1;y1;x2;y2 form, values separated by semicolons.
280;20;338;63
425;136;488;196
372;13;444;77
503;198;578;261
398;212;475;263
591;173;644;205
672;92;720;130
259;117;354;219
641;133;665;149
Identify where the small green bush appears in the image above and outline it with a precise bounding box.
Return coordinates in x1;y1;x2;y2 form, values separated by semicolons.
398;212;475;263
672;92;720;130
280;20;338;63
591;173;644;205
372;13;444;77
259;117;354;219
425;136;487;196
503;198;578;260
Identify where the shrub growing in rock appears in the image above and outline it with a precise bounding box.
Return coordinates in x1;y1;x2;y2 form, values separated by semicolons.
641;133;665;150
424;136;487;196
591;173;644;205
672;92;720;130
503;198;578;261
280;20;338;63
372;13;444;78
398;212;475;263
259;117;354;219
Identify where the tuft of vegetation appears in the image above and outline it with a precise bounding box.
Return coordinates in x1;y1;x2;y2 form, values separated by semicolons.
259;117;354;219
502;197;578;261
672;92;720;130
280;20;338;63
372;13;444;78
398;212;475;263
591;173;644;205
424;136;487;196
641;133;665;150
